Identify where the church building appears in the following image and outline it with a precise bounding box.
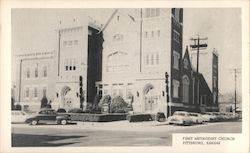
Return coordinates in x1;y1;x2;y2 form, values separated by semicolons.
97;8;184;116
14;8;218;115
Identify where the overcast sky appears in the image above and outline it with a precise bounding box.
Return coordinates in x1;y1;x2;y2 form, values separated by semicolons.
11;8;242;95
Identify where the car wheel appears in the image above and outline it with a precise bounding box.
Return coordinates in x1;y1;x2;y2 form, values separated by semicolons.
183;121;186;126
31;120;38;125
61;119;67;125
56;120;61;124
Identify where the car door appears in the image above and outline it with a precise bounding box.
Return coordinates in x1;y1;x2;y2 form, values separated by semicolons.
37;110;50;121
47;110;57;121
44;110;56;122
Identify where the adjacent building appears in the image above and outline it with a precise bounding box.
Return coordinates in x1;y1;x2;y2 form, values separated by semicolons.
54;19;103;111
15;18;103;112
14;51;56;111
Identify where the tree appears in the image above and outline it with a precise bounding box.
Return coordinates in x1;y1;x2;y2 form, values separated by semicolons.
92;94;102;111
46;100;52;108
110;96;128;113
40;96;48;108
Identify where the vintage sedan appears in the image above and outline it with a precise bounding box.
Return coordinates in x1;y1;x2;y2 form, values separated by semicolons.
168;111;193;126
202;112;217;122
12;110;29;123
188;112;204;124
25;108;71;125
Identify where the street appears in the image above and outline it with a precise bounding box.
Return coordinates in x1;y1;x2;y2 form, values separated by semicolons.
12;120;242;147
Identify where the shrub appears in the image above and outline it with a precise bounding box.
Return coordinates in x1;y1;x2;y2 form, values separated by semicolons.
99;95;111;106
156;112;166;122
92;94;102;112
46;103;52;108
98;95;112;113
82;103;92;113
68;108;84;113
40;96;48;108
110;96;128;113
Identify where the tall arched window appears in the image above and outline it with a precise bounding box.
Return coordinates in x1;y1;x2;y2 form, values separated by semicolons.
106;51;129;72
182;76;190;103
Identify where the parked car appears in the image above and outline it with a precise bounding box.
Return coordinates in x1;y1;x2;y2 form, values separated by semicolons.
206;112;221;122
25;108;71;125
224;112;239;121
57;108;67;113
12;110;29;123
202;112;217;122
188;112;204;124
168;111;193;126
216;112;226;121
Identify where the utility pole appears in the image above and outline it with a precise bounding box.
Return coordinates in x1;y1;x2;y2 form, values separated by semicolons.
165;72;170;117
139;8;143;73
190;36;207;106
18;59;23;102
230;68;241;114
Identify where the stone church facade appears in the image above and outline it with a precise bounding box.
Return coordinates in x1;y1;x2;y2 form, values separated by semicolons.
14;8;218;115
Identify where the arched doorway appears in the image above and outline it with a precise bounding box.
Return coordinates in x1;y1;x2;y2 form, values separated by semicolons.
143;83;158;112
61;86;73;110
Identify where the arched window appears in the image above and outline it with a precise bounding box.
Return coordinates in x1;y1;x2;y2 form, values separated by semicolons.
182;76;190;103
184;58;189;69
106;51;129;72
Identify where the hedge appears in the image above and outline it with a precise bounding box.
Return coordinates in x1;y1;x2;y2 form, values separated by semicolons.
127;114;156;122
70;113;128;122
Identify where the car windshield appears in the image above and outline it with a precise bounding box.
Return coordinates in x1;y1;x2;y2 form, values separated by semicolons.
190;114;198;116
174;112;186;116
21;112;26;115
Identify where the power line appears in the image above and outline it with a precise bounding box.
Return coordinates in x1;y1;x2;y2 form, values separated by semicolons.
229;68;241;113
190;35;208;106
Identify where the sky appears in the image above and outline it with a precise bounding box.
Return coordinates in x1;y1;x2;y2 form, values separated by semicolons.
11;8;242;95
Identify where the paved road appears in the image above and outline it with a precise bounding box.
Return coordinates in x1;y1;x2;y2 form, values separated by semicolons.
12;120;241;147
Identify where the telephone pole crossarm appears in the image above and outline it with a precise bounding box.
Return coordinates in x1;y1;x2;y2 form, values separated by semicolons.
189;36;208;106
229;68;241;113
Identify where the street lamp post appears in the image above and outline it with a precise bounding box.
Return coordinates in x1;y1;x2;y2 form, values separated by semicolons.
165;72;170;117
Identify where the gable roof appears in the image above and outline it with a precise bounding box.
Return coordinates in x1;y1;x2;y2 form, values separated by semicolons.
182;46;194;71
99;9;138;33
